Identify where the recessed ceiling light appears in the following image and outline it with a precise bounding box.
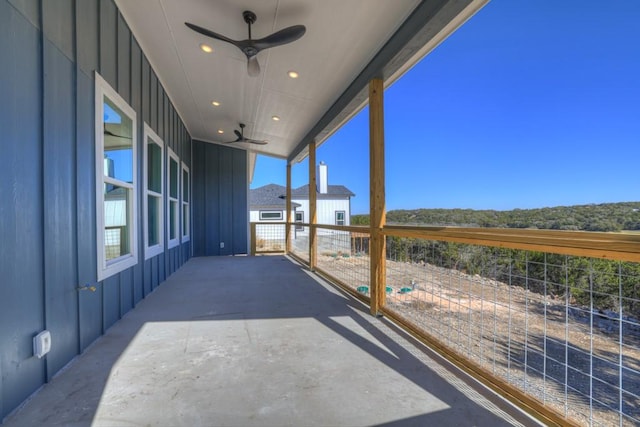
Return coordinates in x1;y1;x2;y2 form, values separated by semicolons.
200;43;213;53
288;70;299;79
217;129;224;134
272;116;280;121
211;101;220;106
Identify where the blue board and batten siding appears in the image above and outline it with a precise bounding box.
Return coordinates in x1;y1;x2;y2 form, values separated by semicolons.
192;141;248;257
0;0;252;421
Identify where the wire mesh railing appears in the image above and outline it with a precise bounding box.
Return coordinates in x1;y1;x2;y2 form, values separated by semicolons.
250;222;286;254
383;236;640;427
289;223;310;264
314;225;370;296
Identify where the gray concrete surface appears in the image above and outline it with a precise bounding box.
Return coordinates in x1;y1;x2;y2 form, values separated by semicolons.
2;256;539;427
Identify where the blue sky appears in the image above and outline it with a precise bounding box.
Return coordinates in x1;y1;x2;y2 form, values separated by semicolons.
251;0;640;215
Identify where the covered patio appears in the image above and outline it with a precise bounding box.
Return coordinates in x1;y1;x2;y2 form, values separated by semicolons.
3;256;535;426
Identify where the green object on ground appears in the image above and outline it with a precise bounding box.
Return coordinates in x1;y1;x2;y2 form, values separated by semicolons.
356;286;369;294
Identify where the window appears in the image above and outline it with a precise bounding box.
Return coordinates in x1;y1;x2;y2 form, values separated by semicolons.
335;211;345;226
295;212;304;231
143;123;164;259
95;72;138;280
260;211;283;221
167;148;180;248
181;162;190;241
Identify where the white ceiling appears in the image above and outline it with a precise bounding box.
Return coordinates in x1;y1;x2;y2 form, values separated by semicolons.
115;0;487;161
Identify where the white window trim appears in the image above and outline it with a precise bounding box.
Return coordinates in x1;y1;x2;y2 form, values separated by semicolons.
95;72;138;281
181;161;190;242
167;147;180;249
143;123;165;259
335;210;346;226
295;211;304;231
260;210;283;221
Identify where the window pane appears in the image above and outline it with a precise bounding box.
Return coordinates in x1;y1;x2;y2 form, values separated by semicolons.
260;211;282;220
182;169;189;202
147;141;162;193
148;194;160;246
104;97;133;182
170;158;178;198
182;204;189;235
170;200;178;239
104;183;130;260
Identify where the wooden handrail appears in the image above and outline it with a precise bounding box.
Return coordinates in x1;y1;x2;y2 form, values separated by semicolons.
382;225;640;263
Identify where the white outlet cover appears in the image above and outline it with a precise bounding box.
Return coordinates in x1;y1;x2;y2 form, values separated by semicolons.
33;330;52;359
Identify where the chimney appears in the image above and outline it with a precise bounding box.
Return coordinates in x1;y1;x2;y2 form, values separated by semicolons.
317;161;328;194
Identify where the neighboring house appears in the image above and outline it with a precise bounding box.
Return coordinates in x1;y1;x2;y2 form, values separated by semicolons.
249;183;300;223
250;162;354;252
250;162;354;231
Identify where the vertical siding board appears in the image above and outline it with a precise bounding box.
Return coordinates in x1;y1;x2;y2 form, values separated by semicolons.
131;38;144;305
143;259;152;296
232;149;248;254
0;4;45;418
76;70;101;351
119;269;133;314
42;38;79;379
7;0;40;29
156;251;164;286
218;148;233;255
76;0;99;76
42;0;74;61
102;275;120;330
151;256;158;290
149;71;157;132
192;141;205;256
99;0;117;88
141;57;150;125
116;13;130;103
206;145;220;256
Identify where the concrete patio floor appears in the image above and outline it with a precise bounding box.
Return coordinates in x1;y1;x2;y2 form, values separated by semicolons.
3;256;540;427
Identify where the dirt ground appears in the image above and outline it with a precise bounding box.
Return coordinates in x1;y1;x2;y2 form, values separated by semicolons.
316;254;640;426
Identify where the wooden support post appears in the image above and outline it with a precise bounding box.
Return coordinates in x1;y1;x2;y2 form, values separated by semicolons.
309;140;317;270
286;162;292;253
250;222;257;256
369;78;386;315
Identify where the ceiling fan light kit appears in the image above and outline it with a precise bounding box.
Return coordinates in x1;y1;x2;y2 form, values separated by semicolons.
185;10;306;78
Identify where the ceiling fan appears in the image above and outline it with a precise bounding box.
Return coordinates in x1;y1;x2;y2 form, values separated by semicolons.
224;123;267;145
185;10;306;77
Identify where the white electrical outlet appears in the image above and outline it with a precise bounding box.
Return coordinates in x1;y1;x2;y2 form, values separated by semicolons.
220;242;225;249
33;330;52;359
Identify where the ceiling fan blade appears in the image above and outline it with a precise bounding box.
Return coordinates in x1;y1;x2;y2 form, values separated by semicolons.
253;25;306;50
247;56;260;77
185;22;241;48
246;139;268;145
234;129;243;139
104;129;132;139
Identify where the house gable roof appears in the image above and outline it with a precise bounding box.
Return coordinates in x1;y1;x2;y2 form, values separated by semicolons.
291;184;355;199
250;184;300;209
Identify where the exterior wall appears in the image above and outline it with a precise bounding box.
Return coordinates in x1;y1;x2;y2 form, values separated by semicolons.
192;141;248;256
293;198;351;235
0;0;192;420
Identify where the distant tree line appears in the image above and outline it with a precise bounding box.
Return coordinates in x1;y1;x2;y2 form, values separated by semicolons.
351;202;640;316
353;202;640;231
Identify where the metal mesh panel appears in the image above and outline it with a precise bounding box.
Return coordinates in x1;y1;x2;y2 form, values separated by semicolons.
254;223;286;253
290;225;309;263
315;228;370;294
385;237;640;426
